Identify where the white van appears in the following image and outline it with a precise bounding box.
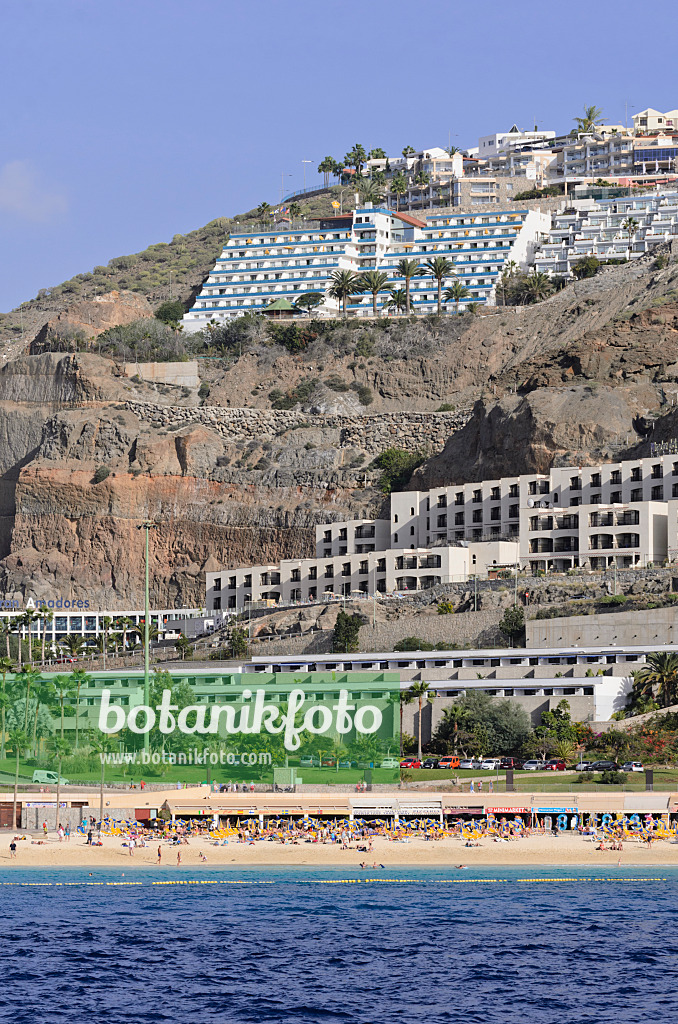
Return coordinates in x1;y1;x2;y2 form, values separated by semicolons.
32;770;69;785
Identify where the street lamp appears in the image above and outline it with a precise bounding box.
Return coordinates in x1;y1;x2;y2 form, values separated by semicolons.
302;159;313;192
137;520;157;754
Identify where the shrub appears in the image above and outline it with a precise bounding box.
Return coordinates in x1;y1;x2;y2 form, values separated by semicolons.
600;770;625;785
198;381;210;399
155;299;185;324
437;599;455;615
355;337;374;357
655;254;670;269
324;374;350;392
600;594;627;606
92;466;111;484
353;383;373;405
374;448;426;494
394;637;435;651
572;256;600;279
436;403;456;412
498;605;525;644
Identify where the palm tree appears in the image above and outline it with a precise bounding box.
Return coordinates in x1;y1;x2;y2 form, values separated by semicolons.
409;682;430;761
634;652;678;708
390;172;408;211
438;703;467;756
445;145;460;156
60;633;85;659
573;105;604;133
119;617;134;654
31;676;54;755
9;728;29;832
402;145;415;158
396;258;422;314
0;621;12;660
414;171;430;188
176;635;193;661
318;156;336;187
39;609;53;664
49;736;71;830
444;280;470;314
424;256;455;313
369;147;386;160
101;616;113;670
399;689;414;758
0;656;14;759
256;201;271;221
357;179;384;205
52;674;76;740
522;270;554;304
70;668;93;748
289;202;302;219
386;288;407;315
344;144;367;175
328;269;362;317
359;270;390;316
11;616;23;670
18;667;41;734
622;216;639;259
22;609;40;664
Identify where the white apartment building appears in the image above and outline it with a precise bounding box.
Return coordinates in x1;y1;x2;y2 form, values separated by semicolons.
534;190;678;277
633;108;678;134
478;126;556;157
182;205;550;329
482;148;557;184
205;450;678;615
554;133;635;180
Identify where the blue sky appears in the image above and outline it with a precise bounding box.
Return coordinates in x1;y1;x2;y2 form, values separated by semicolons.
1;0;677;311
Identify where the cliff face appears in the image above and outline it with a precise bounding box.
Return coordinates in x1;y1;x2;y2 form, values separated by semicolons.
2;253;678;607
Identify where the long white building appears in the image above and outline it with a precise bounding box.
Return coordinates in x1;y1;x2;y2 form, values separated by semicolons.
205;450;678;614
182;204;550;329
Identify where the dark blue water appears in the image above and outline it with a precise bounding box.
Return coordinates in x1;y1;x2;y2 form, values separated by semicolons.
2;866;677;1023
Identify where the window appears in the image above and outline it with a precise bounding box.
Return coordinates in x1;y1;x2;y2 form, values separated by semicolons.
213;596;221;610
509;484;519;497
394;514;399;523
508;504;519;519
324;548;331;557
213;578;221;592
490;506;501;521
652;464;663;479
437;514;447;528
591;493;601;505
570;476;582;490
359;561;368;575
437;494;447;508
339;528;347;540
529;481;537;495
611;470;621;485
631;488;642;502
394;533;398;543
291;569;301;582
652;485;664;500
491;486;500;500
473;489;482;503
342;562;351;577
631;467;641;481
455;491;464;505
610;491;621;503
455;512;464;525
472;509;483;523
591;473;601;487
377;558;386;572
324;564;334;578
309;566;317;580
410;507;415;515
323;529;331;542
410;526;415;535
472;529;482;540
308;587;317;601
228;576;236;589
570;497;582;507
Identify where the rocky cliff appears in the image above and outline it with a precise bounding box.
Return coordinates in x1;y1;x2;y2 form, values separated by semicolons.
2;248;678;608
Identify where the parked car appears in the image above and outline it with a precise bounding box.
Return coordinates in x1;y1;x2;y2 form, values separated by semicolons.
299;755;320;768
480;759;501;770
337;759;351;769
357;760;374;770
545;759;566;772
621;761;644;773
422;757;440;769
321;756;336;768
32;770;69;785
583;760;619;772
500;757;522;770
400;757;421;769
458;759;475;770
573;761;593;771
380;757;400;769
522;760;543;771
437;756;460;770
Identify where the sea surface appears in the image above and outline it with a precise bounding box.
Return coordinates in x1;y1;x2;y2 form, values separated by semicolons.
1;865;677;1023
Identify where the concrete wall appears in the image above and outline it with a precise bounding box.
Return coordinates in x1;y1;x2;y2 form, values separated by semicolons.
124;361;199;387
526;605;678;648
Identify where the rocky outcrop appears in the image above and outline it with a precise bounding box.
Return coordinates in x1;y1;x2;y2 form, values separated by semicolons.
31;290;153;350
412;384;659;486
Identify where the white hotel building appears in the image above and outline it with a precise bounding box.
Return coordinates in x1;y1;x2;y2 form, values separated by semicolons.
181;205;550;330
205;451;678;614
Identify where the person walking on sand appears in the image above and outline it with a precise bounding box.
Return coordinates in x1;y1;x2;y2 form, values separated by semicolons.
157;845;162;865
9;840;17;859
42;821;48;837
177;850;181;866
128;837;135;857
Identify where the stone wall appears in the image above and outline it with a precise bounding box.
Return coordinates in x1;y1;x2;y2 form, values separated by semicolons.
124;361;199;387
125;402;471;456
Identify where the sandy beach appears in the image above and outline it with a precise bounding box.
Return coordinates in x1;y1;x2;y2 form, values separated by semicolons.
2;832;678;869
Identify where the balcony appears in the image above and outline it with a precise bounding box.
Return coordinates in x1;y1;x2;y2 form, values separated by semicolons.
355;526;375;539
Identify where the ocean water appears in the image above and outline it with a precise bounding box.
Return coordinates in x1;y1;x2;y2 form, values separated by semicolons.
2;865;677;1024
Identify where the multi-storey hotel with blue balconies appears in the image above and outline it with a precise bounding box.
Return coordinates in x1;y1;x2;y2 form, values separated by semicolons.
181;205;551;330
